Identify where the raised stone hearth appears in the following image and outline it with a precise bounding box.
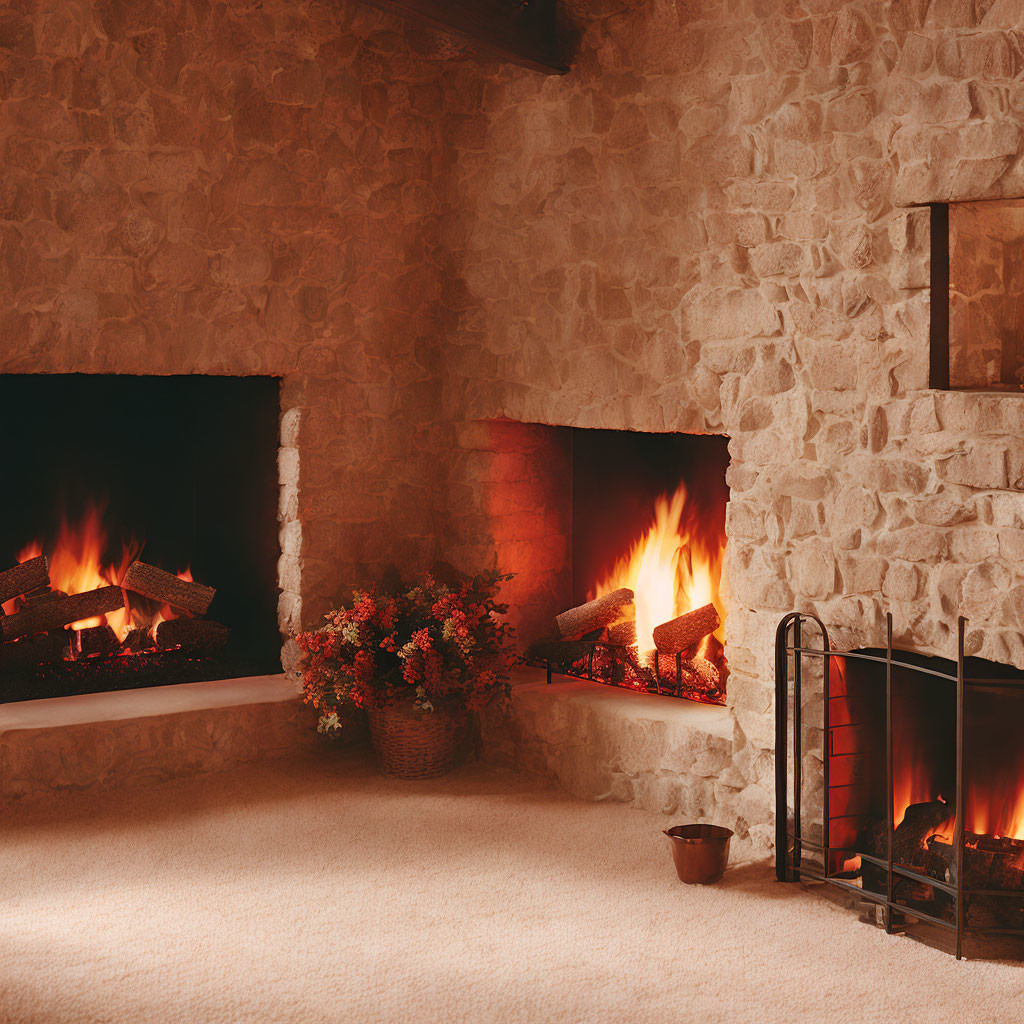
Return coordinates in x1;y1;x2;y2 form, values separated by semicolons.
0;676;313;804
481;667;771;855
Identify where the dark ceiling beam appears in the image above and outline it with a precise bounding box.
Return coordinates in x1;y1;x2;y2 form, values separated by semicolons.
360;0;568;75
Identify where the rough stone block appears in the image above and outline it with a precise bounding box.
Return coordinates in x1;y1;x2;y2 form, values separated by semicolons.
937;446;1008;489
0;676;312;805
480;668;752;829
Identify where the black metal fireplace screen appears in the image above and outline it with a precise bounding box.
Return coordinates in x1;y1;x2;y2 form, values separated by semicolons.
776;611;1024;960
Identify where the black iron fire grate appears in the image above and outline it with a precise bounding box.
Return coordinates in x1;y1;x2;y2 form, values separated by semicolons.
528;636;726;706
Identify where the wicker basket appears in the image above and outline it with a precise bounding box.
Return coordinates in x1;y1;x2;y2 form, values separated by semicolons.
367;700;467;779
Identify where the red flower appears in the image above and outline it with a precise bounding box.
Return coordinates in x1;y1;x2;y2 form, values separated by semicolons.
352;593;376;622
295;569;516;724
354;649;376;682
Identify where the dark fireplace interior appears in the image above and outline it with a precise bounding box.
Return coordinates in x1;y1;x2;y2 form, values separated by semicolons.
0;374;282;702
533;428;730;705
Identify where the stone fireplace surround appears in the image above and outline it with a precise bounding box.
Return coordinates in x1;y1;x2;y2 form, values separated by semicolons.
3;1;1024;850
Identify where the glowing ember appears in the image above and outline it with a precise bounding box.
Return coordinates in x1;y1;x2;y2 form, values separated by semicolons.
592;482;725;661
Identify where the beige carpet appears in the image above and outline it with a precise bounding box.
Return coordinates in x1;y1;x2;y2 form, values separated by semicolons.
2;753;1022;1024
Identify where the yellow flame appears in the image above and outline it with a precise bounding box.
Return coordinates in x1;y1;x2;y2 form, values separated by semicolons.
593;483;725;659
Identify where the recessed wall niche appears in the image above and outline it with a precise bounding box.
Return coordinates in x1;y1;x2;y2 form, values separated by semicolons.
930;198;1024;392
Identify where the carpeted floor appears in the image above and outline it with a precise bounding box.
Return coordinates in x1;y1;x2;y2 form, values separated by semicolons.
2;753;1022;1024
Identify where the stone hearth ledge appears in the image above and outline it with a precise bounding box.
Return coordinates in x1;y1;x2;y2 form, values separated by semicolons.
480;667;769;855
0;675;315;804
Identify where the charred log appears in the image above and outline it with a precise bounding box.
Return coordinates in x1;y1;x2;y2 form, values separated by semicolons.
555;589;633;640
122;562;216;616
0;630;70;668
73;624;120;659
680;654;721;697
893;801;955;871
121;627;156;653
607;620;636;647
0;556;49;605
154;618;229;652
652;602;720;655
0;587;124;642
18;587;67;609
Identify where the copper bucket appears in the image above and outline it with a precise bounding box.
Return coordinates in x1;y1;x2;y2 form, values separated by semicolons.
664;824;733;884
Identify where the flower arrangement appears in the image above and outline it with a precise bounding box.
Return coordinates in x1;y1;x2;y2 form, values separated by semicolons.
297;569;516;735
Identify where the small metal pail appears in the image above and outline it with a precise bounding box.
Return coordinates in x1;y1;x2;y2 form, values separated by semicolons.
664;824;733;884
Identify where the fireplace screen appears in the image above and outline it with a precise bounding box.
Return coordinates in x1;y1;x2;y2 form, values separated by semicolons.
776;612;1024;959
0;374;282;702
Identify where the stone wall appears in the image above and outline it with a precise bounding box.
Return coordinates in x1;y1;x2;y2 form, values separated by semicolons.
0;0;457;668
437;0;1024;838
7;0;1024;846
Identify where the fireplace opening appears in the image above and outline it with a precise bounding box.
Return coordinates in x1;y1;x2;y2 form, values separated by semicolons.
778;616;1024;958
530;428;729;705
0;374;282;703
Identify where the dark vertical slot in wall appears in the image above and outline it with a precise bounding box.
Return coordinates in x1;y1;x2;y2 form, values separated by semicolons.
930;202;950;390
0;374;282;689
569;429;730;607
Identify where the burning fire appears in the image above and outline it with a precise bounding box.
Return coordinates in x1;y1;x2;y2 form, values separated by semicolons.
892;699;1024;844
966;782;1024;843
2;504;191;641
592;482;726;660
893;762;954;843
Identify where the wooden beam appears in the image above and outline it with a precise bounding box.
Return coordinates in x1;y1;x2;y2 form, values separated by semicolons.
360;0;568;75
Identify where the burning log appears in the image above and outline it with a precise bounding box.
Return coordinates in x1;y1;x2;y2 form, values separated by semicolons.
154;618;229;652
680;654;720;694
121;627;156;653
0;630;70;668
893;801;955;871
20;587;67;607
0;586;124;642
652;602;720;655
122;562;216;616
555;589;633;640
0;555;49;605
607;619;636;647
73;624;120;659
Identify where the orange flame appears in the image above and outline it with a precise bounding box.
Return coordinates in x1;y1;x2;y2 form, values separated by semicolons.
965;696;1024;841
893;766;953;840
592;483;725;659
891;686;1024;843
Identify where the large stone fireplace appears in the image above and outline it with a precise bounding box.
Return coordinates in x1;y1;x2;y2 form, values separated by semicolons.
2;0;1024;872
